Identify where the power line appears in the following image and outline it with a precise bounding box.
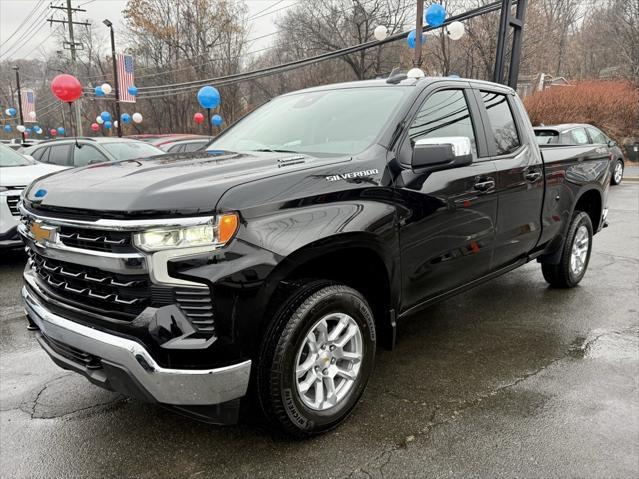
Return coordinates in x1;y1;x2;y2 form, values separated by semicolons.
0;0;45;48
0;1;51;59
135;1;507;100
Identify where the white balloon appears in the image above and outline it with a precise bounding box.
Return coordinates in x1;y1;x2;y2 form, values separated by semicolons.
96;116;104;124
446;21;465;40
407;68;425;79
16;125;26;132
132;112;143;124
374;25;388;41
101;83;112;94
4;109;9;116
29;111;37;119
113;120;119;128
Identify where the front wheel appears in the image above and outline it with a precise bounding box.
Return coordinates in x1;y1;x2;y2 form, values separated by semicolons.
257;282;376;437
541;211;593;288
611;159;624;185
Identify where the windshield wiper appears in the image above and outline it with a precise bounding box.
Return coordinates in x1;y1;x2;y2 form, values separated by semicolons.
251;148;302;154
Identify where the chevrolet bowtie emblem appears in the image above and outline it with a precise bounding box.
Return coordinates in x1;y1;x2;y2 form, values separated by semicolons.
30;222;56;245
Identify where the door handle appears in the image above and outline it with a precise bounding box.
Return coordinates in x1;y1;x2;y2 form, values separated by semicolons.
473;179;495;191
525;170;542;182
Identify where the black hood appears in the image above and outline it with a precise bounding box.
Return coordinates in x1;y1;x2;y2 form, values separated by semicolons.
25;150;348;216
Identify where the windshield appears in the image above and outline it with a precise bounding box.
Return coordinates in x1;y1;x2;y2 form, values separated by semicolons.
534;129;559;145
101;141;164;161
208;87;409;157
0;143;33;167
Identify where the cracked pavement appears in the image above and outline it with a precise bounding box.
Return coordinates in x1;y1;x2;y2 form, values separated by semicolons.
1;185;638;478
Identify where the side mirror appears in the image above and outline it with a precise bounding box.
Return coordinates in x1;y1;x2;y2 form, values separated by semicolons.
411;136;473;171
607;139;616;147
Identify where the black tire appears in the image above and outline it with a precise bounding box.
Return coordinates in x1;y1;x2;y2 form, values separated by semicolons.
611;159;624;185
541;211;593;288
257;281;376;437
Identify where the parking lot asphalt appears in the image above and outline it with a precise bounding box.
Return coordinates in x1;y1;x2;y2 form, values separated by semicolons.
1;185;637;479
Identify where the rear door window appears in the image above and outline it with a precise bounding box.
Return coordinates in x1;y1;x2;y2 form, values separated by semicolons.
47;144;72;166
480;91;521;155
569;128;589;145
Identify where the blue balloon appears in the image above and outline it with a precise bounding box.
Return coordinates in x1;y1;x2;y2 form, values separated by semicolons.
425;4;446;27
95;86;105;97
34;126;42;134
407;29;427;49
197;86;220;109
3;125;11;133
120;113;131;124
127;85;138;97
7;107;17;116
104;120;112;129
25;128;32;134
57;127;65;136
211;114;223;127
100;111;112;122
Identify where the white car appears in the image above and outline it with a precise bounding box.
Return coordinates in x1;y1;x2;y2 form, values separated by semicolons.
0;144;66;248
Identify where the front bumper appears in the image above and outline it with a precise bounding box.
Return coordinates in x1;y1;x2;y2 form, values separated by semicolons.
22;285;251;408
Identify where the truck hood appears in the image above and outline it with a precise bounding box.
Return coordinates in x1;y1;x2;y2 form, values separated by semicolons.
25;150;348;215
1;163;66;188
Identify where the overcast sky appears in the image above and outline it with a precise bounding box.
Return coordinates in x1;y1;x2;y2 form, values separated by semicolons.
0;0;296;61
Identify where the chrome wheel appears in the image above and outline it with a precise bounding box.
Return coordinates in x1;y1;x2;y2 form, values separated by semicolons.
614;161;623;184
570;225;589;277
294;312;363;411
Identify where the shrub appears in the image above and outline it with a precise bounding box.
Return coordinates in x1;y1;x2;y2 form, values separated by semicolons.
523;80;639;144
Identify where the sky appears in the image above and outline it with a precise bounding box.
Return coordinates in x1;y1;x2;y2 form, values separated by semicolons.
0;0;297;61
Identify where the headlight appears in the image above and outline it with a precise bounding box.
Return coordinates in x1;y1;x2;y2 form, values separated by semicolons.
133;213;239;252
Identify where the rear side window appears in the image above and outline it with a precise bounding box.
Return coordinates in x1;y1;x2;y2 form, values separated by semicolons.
409;89;477;155
480;91;521;155
586;127;607;144
568;128;589;145
48;144;72;166
183;141;206;152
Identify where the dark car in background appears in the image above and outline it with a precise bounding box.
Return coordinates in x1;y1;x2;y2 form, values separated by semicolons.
128;134;213;153
534;123;625;185
21;137;165;168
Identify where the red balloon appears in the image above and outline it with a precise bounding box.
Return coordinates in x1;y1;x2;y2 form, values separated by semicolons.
91;122;100;132
50;129;57;136
193;112;204;124
51;74;83;102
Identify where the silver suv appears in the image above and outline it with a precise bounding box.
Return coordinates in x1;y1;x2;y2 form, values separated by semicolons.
22;137;165;168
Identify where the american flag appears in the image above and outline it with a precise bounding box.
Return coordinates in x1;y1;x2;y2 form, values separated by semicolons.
21;89;36;122
117;53;136;103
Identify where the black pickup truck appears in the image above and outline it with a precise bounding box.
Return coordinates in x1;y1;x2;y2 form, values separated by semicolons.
19;76;611;437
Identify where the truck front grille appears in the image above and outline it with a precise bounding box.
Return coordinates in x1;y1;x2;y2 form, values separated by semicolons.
57;226;134;253
28;249;151;318
6;195;20;216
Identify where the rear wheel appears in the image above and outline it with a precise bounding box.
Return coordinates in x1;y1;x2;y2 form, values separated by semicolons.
541;211;593;288
611;159;624;185
257;281;376;437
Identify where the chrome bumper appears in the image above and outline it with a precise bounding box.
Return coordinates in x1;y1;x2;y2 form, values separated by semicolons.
22;285;251;406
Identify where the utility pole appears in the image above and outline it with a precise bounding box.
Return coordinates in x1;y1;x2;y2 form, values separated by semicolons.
413;0;425;68
104;19;122;138
12;66;25;143
493;0;528;89
49;1;90;136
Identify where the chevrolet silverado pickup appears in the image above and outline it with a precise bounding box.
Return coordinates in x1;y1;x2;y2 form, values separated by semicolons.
19;76;611;437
